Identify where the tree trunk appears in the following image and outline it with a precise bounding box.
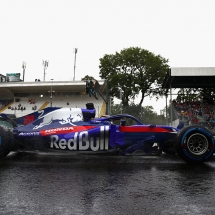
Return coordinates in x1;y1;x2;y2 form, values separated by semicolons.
138;92;145;106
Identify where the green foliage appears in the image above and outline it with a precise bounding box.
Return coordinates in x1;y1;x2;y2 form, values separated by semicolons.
99;47;170;106
81;75;95;81
176;88;215;104
111;102;163;125
199;88;215;104
176;88;201;101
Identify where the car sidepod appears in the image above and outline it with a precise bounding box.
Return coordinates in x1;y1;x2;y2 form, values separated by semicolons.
114;125;176;155
47;125;111;152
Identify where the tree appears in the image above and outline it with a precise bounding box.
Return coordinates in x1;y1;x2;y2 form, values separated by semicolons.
200;88;215;104
176;88;200;102
176;88;215;104
99;47;169;106
111;102;161;124
81;75;95;81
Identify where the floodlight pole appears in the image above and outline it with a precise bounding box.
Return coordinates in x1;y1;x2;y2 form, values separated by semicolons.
73;48;78;81
43;60;49;81
22;62;26;82
50;79;54;107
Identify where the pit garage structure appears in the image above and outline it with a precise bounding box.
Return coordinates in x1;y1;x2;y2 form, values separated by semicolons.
0;79;109;117
162;67;215;125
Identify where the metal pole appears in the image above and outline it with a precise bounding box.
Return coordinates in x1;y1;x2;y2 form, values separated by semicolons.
50;85;52;107
166;93;168;125
105;80;109;115
43;60;49;81
73;48;78;81
23;68;25;82
170;85;173;126
44;69;45;82
120;90;122;114
50;79;53;107
22;62;26;82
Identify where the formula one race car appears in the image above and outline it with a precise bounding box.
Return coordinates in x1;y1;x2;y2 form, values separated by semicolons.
0;103;214;163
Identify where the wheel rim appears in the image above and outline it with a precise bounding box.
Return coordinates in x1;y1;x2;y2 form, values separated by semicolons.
187;133;209;155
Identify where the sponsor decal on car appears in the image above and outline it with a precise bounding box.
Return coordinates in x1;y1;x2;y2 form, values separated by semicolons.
23;115;35;125
18;132;40;137
50;126;110;151
33;108;83;129
40;126;97;136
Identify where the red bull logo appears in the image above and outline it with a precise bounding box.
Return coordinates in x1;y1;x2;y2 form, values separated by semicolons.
50;126;110;151
33;108;83;130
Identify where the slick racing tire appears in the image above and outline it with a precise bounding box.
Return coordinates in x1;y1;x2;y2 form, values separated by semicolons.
0;117;17;128
175;125;215;163
0;125;14;159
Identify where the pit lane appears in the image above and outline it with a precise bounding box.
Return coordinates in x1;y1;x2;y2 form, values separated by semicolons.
3;151;184;164
1;152;215;215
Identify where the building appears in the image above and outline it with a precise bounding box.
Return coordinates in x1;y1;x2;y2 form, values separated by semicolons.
0;80;107;118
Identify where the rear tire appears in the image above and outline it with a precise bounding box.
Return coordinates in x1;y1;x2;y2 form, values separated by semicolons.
0;117;17;128
0;125;14;159
175;125;214;163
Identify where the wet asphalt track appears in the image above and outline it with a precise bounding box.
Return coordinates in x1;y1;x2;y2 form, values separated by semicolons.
1;152;215;215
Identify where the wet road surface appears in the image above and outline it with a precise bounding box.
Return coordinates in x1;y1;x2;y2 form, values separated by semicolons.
1;152;215;215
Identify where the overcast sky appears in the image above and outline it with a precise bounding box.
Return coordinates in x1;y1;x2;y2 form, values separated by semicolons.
0;0;214;113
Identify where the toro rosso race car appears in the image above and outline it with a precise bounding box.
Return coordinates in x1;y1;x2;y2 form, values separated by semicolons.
0;103;214;164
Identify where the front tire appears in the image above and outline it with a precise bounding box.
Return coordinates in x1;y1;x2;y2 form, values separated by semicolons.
175;125;215;163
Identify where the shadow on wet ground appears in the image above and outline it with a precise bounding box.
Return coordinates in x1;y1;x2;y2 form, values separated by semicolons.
1;152;215;215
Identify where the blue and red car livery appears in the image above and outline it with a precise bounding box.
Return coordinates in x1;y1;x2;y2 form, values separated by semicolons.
0;103;214;163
